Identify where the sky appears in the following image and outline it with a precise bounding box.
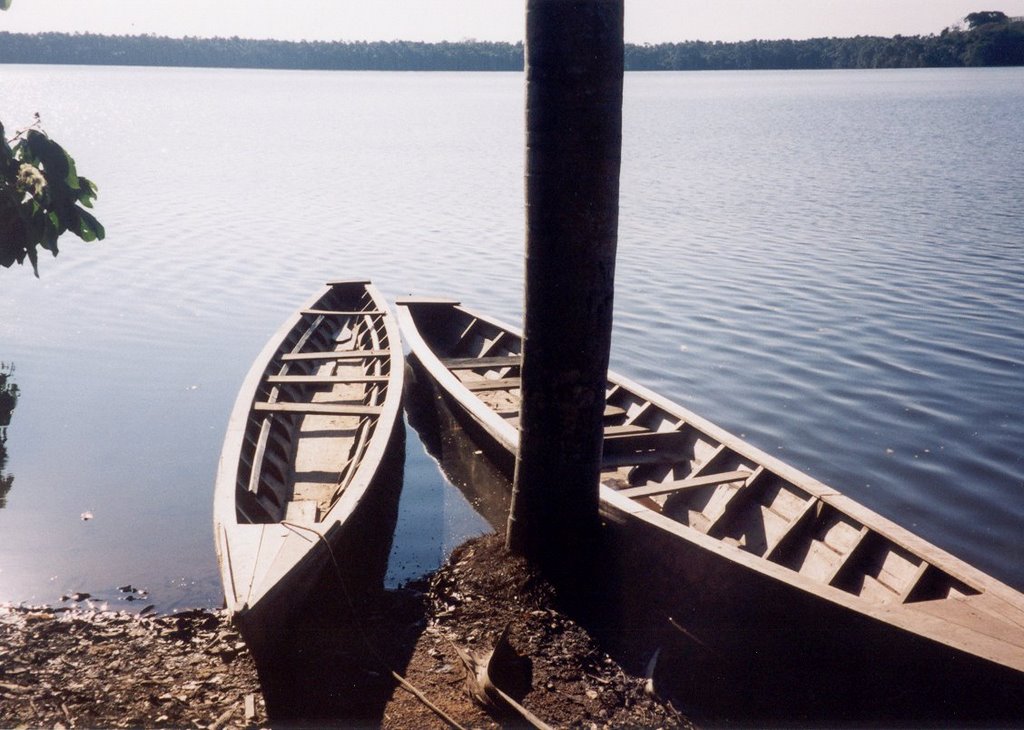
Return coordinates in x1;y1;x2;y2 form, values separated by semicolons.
2;0;1024;44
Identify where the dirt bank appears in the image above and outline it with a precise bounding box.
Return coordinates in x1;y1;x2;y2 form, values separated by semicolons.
1;534;693;729
379;534;691;729
0;605;265;728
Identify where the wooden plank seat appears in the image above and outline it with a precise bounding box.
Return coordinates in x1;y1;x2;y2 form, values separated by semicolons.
301;309;384;316
603;429;691;456
602;423;694;467
495;403;627;420
462;377;522;392
254;402;382;416
603;423;649;437
603;404;627;421
442;354;522;370
618;470;750;499
281;349;390;361
267;374;390;385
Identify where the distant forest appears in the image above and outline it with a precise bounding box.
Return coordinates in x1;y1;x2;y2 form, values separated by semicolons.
1;13;1022;71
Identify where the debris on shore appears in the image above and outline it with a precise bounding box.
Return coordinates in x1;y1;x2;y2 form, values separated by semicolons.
0;605;265;729
379;534;692;729
1;534;692;729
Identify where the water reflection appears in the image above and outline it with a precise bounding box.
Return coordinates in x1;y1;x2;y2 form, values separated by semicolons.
247;424;413;723
2;64;1021;616
0;363;18;509
251;377;496;725
404;359;512;532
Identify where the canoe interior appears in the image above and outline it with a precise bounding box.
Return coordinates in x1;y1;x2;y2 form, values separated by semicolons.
236;285;396;525
409;303;987;611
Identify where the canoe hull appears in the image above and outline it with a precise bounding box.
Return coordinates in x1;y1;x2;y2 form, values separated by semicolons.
214;281;404;657
603;497;1024;721
397;298;1024;723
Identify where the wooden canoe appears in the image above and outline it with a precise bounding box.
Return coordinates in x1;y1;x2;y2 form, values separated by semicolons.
396;296;1024;720
214;280;404;654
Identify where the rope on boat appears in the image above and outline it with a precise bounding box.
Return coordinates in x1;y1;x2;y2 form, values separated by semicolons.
280;520;468;730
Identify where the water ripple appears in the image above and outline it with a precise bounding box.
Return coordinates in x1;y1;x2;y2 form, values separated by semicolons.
2;66;1022;607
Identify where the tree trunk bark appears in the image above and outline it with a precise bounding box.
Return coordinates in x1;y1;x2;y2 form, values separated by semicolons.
507;0;624;590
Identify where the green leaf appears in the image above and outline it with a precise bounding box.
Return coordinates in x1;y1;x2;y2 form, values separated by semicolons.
25;130;79;191
0;247;16;268
0;123;14;162
77;176;98;207
71;207;104;242
26;242;39;277
3;115;103;276
34;206;59;252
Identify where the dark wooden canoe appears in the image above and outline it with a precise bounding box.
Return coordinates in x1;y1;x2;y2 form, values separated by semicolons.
396;296;1024;720
213;281;403;654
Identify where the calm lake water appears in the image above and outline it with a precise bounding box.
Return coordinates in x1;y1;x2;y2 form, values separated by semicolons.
1;65;1022;612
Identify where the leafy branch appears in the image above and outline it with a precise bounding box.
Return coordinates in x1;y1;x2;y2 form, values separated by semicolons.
0;362;17;442
1;114;105;276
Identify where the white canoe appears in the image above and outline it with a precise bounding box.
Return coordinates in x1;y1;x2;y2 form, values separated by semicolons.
214;280;404;653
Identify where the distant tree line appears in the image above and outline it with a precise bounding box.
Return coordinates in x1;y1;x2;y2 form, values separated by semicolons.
627;14;1024;69
0;34;524;71
0;14;1021;71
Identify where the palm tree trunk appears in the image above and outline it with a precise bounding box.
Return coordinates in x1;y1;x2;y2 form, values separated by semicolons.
507;0;624;590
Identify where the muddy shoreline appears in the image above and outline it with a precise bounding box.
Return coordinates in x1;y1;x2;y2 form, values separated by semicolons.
1;534;693;729
0;604;265;728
